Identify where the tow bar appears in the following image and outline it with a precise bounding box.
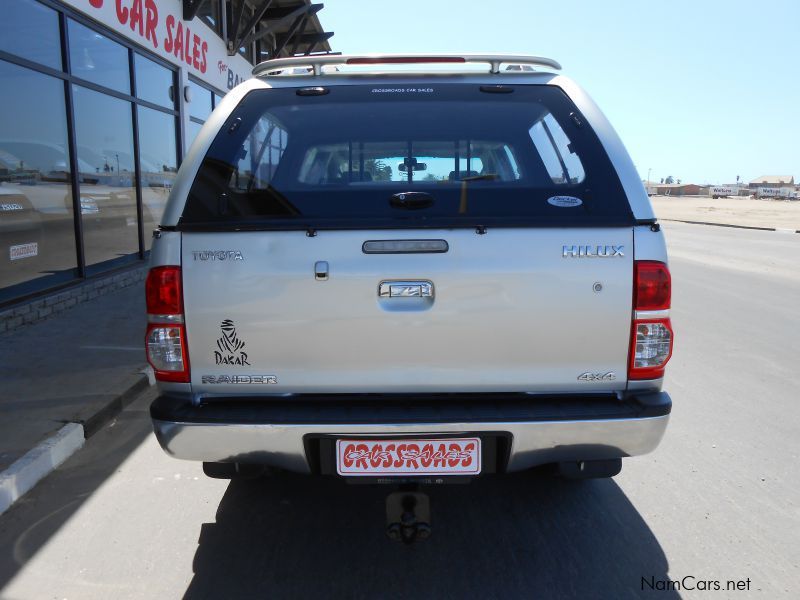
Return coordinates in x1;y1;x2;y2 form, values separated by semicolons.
385;486;431;543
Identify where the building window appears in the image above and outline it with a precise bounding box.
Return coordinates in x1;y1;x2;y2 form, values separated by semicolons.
0;0;62;70
256;30;272;63
0;60;76;299
0;3;186;303
196;0;223;37
186;119;204;153
188;79;214;121
186;78;224;151
68;19;131;94
226;2;256;63
134;54;176;110
138;107;177;249
71;85;138;270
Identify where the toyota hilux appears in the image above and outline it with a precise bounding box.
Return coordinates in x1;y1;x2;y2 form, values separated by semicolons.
146;54;673;541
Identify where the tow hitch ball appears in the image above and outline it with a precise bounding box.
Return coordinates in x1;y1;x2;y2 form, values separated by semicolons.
386;491;431;543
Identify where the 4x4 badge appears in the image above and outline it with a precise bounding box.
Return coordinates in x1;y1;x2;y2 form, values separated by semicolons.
214;319;250;366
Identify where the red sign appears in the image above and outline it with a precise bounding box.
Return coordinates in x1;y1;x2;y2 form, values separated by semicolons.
336;438;481;476
85;0;208;74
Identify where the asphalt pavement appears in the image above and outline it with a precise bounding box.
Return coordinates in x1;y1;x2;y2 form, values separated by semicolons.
0;222;798;599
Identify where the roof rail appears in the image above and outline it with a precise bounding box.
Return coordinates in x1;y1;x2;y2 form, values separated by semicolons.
252;54;562;77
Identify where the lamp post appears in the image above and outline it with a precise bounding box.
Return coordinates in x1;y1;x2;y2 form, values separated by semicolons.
647;167;652;183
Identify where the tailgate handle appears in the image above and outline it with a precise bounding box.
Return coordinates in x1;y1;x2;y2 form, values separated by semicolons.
389;192;434;210
378;281;433;298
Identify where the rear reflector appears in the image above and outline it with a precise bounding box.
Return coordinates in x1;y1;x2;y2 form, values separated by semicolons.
634;261;671;311
629;318;673;380
145;266;189;382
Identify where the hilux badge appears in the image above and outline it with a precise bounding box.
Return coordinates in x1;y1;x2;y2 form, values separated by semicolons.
562;245;625;258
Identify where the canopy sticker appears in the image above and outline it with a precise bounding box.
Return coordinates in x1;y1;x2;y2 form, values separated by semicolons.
547;196;583;207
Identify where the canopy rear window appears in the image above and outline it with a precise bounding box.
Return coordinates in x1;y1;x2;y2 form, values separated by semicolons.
180;84;633;229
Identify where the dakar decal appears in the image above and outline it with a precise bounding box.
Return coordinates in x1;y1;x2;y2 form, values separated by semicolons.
214;319;250;366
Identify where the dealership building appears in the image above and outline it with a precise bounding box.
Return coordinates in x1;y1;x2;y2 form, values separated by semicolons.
0;0;332;310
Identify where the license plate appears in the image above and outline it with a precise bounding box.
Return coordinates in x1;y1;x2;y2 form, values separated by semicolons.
336;438;481;476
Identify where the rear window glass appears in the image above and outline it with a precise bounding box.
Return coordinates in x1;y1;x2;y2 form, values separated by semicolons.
180;85;632;229
529;114;586;184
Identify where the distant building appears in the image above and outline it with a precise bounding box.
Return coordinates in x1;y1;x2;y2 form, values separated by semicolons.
749;175;795;189
654;183;705;196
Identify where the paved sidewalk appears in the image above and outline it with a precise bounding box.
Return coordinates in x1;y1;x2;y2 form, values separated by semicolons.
0;281;150;510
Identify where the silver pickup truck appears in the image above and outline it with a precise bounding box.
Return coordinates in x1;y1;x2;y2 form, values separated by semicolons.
146;55;673;526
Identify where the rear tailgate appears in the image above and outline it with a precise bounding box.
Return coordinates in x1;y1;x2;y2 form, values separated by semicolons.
183;227;632;394
177;82;637;395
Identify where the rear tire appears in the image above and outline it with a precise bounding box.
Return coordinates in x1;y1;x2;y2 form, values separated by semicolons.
556;458;622;480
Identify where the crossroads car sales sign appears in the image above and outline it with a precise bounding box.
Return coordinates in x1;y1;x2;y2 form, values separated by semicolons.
65;1;250;91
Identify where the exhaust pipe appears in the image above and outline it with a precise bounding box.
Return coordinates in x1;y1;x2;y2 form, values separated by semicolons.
202;462;265;479
557;458;622;479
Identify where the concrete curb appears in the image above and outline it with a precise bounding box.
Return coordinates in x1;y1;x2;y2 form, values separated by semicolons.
661;218;800;233
0;423;84;515
82;372;151;438
0;370;150;516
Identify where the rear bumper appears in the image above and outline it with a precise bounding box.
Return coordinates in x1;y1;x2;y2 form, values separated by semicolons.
150;392;671;473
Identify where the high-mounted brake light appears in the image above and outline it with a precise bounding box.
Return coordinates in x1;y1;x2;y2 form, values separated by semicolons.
629;261;673;380
145;266;190;383
346;56;466;65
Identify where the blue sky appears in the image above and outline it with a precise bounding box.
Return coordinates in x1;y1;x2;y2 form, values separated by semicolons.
322;0;799;185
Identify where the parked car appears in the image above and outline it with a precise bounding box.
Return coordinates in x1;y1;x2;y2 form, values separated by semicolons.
146;55;673;541
0;183;44;271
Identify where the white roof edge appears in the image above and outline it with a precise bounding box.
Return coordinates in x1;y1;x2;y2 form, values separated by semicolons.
252;54;562;77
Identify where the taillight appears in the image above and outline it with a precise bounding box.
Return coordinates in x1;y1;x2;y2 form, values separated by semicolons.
146;266;182;316
145;266;189;383
634;261;671;310
629;261;673;380
629;318;673;379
